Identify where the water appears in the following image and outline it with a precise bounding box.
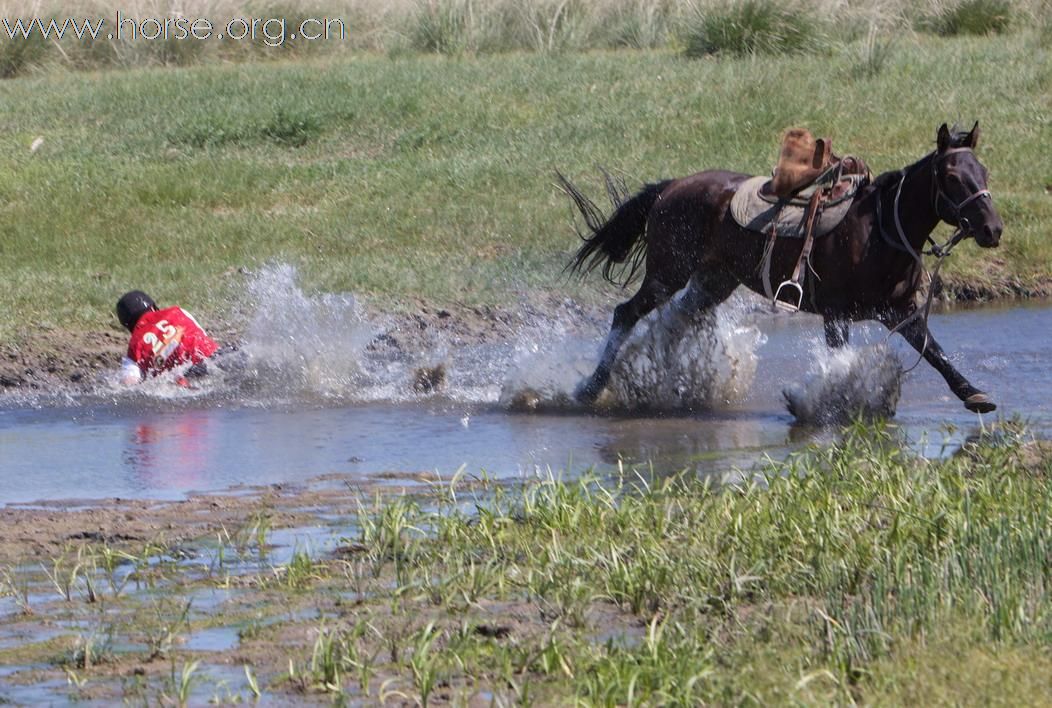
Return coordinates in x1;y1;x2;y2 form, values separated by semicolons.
782;342;903;424
183;625;241;652
0;295;1049;708
1;291;1048;504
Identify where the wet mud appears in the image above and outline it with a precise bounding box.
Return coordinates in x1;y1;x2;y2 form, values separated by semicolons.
0;474;641;705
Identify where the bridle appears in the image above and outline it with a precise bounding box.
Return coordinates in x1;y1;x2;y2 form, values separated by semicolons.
934;147;988;226
880;146;994;261
929;147;993;254
878;146;995;372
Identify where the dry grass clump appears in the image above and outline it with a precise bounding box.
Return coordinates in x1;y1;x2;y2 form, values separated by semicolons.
1;0;1049;74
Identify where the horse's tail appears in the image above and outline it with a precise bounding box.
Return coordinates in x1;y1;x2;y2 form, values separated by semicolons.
558;170;674;287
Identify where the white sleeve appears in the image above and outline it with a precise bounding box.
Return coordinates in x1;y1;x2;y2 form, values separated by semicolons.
120;356;143;385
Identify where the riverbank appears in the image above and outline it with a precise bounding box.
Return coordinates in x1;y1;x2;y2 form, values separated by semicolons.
1;424;1050;704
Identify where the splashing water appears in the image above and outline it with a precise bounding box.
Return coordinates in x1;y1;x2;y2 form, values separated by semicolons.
606;299;764;412
234;264;379;400
90;265;449;404
782;342;903;425
498;316;599;412
71;265;764;411
499;295;765;413
82;264;381;404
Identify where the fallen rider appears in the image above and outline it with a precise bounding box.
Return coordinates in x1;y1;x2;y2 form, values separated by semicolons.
116;290;219;386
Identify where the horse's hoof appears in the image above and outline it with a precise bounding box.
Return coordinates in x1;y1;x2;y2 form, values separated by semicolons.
964;393;997;414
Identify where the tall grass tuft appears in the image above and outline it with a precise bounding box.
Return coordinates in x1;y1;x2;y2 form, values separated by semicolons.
599;0;675;49
682;0;825;58
518;0;590;53
923;0;1014;35
403;0;597;55
850;24;896;78
0;33;49;78
407;0;488;54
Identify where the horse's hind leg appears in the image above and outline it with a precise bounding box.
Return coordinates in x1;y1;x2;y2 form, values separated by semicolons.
575;277;675;404
880;311;996;413
823;316;850;348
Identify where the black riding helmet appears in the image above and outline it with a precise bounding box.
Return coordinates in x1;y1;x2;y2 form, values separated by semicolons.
116;291;157;331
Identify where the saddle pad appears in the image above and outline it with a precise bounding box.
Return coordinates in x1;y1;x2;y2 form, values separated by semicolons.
730;175;864;238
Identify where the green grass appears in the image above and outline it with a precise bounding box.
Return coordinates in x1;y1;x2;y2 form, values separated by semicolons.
0;33;1050;342
372;422;1052;704
4;422;1050;703
2;0;1050;72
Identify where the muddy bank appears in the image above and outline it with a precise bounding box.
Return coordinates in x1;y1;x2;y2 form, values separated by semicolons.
938;266;1052;303
0;470;442;568
0;470;645;705
0;485;305;568
1;433;1050;705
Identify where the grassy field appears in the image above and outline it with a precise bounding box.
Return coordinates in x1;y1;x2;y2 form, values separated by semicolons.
2;423;1051;703
1;30;1050;343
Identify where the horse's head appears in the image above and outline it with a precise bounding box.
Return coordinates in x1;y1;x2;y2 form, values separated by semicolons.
933;122;1003;248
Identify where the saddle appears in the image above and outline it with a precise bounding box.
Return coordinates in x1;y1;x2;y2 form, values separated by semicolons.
729;128;871;311
772;128;832;198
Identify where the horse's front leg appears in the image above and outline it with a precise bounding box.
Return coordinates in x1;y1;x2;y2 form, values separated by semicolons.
822;316;850;348
881;311;996;413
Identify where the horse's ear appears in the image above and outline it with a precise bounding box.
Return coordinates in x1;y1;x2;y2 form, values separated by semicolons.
967;121;981;148
937;123;951;152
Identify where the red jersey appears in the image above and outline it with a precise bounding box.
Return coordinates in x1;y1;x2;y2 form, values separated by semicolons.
126;307;218;376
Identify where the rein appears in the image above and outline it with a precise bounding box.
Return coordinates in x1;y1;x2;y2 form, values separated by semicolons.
878;148;992;372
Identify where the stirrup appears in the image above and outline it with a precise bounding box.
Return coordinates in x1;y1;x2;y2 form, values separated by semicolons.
772;280;803;313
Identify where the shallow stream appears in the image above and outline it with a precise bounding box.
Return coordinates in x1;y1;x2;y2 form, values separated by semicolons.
2;292;1047;505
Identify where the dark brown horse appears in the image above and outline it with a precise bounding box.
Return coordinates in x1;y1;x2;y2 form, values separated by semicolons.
564;123;1004;413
